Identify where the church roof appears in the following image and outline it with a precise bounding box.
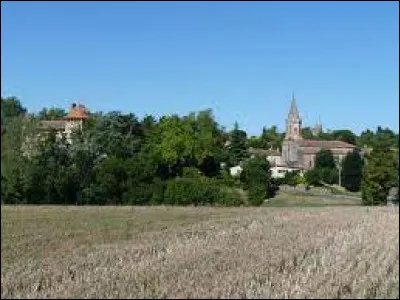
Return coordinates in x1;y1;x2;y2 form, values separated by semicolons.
248;147;281;156
297;140;356;149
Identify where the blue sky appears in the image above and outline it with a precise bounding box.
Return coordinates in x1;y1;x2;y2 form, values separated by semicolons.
1;1;398;135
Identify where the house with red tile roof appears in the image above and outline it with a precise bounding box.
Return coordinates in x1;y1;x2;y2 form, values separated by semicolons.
38;103;89;143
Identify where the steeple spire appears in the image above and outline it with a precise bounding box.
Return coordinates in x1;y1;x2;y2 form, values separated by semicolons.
289;93;299;116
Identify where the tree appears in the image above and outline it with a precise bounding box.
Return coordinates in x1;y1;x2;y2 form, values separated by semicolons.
361;147;398;205
261;125;283;149
357;129;374;147
247;136;267;149
304;149;338;186
1;97;27;119
341;149;364;192
357;127;398;149
315;131;335;141
301;127;314;139
37;107;66;120
227;122;248;167
282;170;301;187
240;156;278;205
374;126;397;149
332;129;357;145
1;116;39;204
315;149;336;169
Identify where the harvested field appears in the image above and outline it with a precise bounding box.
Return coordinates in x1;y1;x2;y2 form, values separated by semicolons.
1;205;399;299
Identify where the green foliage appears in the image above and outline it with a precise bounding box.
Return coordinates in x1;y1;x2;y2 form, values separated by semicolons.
1;97;26;119
282;170;301;186
226;122;248;167
261;126;283;150
304;149;338;186
296;174;306;185
241;156;278;205
246;126;283;150
304;168;322;186
37;107;66;120
301;127;314;139
5;96;397;208
315;149;336;169
341;149;364;192
332;129;357;145
163;177;242;206
361;147;398;205
216;169;237;187
247;136;267;149
304;167;338;186
357;127;398;149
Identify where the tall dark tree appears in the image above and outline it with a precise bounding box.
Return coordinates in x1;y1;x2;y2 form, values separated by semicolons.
315;149;336;169
341;149;364;192
227;122;248;166
305;149;338;186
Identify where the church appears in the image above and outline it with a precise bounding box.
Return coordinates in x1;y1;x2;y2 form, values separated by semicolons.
261;96;357;178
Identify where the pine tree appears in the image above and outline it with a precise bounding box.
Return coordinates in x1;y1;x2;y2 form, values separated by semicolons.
228;122;248;166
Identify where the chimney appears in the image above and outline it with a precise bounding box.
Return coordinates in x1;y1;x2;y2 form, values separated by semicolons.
71;103;77;109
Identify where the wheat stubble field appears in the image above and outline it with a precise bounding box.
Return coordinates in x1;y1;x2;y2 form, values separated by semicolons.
1;205;399;299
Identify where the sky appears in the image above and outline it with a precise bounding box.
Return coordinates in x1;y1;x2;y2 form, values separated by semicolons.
1;1;399;136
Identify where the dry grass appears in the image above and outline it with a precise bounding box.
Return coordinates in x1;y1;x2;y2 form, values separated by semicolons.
1;205;399;299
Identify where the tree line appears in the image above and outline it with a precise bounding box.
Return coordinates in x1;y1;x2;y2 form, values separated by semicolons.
1;96;398;206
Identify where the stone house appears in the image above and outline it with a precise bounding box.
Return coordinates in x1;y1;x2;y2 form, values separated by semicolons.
22;103;89;156
37;103;89;143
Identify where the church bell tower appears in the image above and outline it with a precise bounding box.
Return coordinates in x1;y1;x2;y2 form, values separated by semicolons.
284;94;302;140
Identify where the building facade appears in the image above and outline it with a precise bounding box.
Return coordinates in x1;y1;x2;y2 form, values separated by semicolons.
256;96;357;177
38;103;89;143
281;97;356;171
22;103;89;156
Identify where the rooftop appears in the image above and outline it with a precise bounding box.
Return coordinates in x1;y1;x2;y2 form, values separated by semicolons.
65;104;89;120
297;139;357;149
38;120;66;131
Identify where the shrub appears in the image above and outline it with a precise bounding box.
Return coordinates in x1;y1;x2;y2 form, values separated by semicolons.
182;167;202;178
216;187;243;206
123;183;155;205
247;183;267;206
304;169;321;186
216;169;236;187
282;171;300;186
305;168;338;186
163;177;242;206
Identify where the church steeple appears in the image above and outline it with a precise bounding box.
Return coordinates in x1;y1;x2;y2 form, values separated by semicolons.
289;93;299;117
285;94;302;140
